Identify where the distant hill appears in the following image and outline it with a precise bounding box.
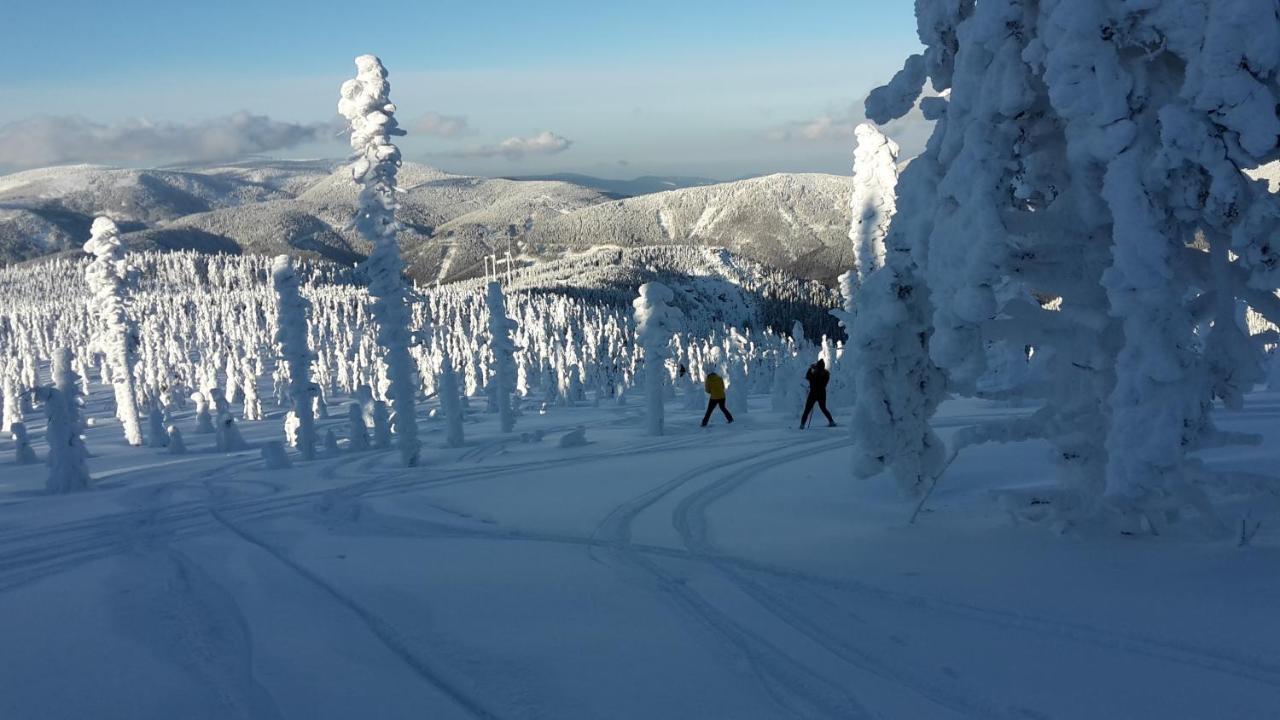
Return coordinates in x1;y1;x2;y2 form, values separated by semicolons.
0;160;855;285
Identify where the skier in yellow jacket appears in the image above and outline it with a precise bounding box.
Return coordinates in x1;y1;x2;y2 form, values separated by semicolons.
701;370;734;427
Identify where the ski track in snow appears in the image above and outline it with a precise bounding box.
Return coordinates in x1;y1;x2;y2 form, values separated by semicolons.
593;434;876;719
669;441;1018;719
202;490;503;720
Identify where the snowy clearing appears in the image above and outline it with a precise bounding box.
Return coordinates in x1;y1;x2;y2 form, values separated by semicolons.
1;389;1277;720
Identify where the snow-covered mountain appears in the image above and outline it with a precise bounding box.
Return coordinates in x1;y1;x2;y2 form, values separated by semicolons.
0;160;854;284
501;173;717;198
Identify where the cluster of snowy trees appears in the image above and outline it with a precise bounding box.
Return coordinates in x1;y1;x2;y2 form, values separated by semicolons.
847;1;1280;535
0;244;849;490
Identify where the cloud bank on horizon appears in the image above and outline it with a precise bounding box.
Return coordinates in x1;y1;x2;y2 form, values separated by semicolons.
449;131;574;160
0;113;333;169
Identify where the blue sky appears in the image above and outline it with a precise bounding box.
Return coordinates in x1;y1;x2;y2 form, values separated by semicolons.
1;1;927;179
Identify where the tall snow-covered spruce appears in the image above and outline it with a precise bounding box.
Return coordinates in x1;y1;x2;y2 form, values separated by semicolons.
849;122;899;283
338;54;422;467
843;90;947;496
633;282;682;436
42;348;90;493
84;217;143;446
272;255;317;461
486;281;519;433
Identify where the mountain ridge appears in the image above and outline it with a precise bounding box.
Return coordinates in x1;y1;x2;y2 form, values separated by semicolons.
0;160;855;284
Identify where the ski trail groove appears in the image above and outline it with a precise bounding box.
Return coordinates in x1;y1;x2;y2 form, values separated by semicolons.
593;434;873;719
203;493;503;720
671;439;1015;717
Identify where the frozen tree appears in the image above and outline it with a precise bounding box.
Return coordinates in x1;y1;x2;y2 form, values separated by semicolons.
147;402;168;449
12;422;37;465
43;348;91;492
273;255;317;460
261;441;292;470
850;122;900;282
40;387;91;493
166;425;187;455
215;412;249;452
192;390;215;434
633;282;683;435
437;350;465;448
347;403;371;452
3;376;22;434
486;281;519;433
339;54;421;467
867;0;1280;531
371;401;391;449
84;217;143;446
1046;1;1280;530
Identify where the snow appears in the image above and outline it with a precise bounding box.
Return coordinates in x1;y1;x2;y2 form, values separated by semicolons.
0;382;1277;719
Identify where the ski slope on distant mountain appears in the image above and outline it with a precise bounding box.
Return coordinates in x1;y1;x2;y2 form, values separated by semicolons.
1;384;1277;719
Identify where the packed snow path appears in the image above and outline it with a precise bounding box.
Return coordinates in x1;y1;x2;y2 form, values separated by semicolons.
1;393;1278;719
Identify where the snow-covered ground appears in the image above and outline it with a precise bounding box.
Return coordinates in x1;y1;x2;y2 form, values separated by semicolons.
1;388;1278;719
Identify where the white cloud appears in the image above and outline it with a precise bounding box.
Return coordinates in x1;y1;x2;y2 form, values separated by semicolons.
766;114;855;142
765;96;936;159
453;131;573;160
411;111;471;138
0;112;331;169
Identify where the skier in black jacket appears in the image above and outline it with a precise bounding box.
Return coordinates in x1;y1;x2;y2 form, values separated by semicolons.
800;359;836;429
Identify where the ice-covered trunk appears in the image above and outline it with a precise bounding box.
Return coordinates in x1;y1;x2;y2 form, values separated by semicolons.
12;422;37;465
438;351;465;448
486;282;518;433
633;282;683;436
848;266;947;495
850;123;898;283
41;387;91;493
166;426;187;455
40;361;91;497
1100;150;1209;521
3;375;22;432
273;255;316;461
84;217;143;446
348;403;371;451
340;54;421;467
371;401;391;449
148;402;169;448
215;412;249;453
193;391;215;434
644;353;666;435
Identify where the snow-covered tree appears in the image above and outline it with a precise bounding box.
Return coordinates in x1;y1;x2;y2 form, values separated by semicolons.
215;411;249;453
273;255;317;461
486;281;519;433
437;350;465;448
166;425;187;455
339;54;421;467
633;282;683;435
850;122;899;283
867;0;1280;532
43;347;91;492
11;422;37;465
1041;1;1280;531
84;217;143;446
348;403;371;452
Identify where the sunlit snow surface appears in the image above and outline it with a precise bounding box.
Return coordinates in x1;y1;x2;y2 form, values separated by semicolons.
1;388;1277;719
